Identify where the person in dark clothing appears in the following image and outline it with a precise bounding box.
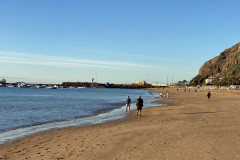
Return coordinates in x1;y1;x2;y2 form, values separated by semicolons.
136;95;143;117
194;89;197;95
207;91;211;100
126;96;131;112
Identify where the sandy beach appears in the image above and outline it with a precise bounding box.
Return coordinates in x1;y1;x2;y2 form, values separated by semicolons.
1;88;240;160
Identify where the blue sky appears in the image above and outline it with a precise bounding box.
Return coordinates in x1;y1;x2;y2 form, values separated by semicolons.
0;0;239;84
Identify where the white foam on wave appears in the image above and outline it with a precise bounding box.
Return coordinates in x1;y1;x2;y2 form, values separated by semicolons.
0;93;162;145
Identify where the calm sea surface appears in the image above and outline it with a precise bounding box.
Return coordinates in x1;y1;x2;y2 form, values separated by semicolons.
0;87;161;144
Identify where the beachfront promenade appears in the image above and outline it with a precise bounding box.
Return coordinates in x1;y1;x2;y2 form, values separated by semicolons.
1;88;240;160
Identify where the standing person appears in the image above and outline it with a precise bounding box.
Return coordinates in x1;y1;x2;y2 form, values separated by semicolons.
126;96;131;112
160;92;163;98
136;95;143;117
207;91;211;100
166;92;169;98
194;89;197;96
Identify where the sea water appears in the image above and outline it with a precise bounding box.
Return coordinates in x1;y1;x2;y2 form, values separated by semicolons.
0;87;161;144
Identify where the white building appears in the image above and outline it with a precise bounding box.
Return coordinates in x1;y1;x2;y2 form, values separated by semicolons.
205;76;215;85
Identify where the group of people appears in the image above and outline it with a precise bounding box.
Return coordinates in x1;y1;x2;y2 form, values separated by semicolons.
126;95;143;117
125;90;212;117
160;91;169;98
180;88;212;100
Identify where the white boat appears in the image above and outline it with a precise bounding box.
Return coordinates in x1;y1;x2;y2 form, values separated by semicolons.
78;86;86;89
53;85;58;89
46;86;53;89
69;86;76;89
47;85;58;89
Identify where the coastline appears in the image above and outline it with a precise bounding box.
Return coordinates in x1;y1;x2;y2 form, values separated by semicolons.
1;88;240;159
0;88;159;146
0;88;158;145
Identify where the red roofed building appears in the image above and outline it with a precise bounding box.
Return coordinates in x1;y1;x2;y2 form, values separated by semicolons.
205;76;215;85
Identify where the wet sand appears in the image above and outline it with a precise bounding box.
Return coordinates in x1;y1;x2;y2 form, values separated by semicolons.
1;88;240;160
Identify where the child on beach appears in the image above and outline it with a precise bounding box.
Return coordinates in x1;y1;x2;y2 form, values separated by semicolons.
160;92;163;98
126;96;131;112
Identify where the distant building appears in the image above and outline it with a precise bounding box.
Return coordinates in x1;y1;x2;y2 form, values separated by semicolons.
168;83;177;86
0;79;6;87
229;85;240;89
0;79;6;84
136;81;146;85
205;76;215;85
152;84;167;87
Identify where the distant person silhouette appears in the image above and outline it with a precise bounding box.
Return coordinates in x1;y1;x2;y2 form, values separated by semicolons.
207;91;211;100
136;95;143;117
126;96;131;112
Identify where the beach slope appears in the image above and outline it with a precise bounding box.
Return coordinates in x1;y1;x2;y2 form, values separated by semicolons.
1;88;240;160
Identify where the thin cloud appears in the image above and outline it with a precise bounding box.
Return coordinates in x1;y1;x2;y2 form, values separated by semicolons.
0;52;163;70
98;50;197;65
0;57;124;69
0;76;29;80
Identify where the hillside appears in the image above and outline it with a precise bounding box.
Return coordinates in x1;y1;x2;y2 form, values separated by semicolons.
191;42;240;85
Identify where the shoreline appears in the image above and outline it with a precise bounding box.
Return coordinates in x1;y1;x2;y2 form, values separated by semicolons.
1;88;240;159
0;89;160;145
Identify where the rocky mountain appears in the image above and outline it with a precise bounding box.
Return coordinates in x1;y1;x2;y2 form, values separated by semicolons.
191;42;240;85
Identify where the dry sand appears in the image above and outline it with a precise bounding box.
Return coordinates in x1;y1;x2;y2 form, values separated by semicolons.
1;88;240;160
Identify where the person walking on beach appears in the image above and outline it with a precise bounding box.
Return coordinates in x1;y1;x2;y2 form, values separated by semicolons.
136;95;143;117
166;92;169;98
126;96;131;112
207;91;211;100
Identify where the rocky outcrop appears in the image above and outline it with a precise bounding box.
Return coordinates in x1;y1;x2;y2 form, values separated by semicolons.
191;42;240;85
